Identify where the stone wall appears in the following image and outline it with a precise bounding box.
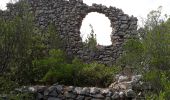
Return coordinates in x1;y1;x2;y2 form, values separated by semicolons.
14;84;137;100
13;72;145;100
1;72;146;100
0;0;138;65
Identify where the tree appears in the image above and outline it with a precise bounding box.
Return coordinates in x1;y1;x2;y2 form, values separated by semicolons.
118;6;170;71
85;24;97;51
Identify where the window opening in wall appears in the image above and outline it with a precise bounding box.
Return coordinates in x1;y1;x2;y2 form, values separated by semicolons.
80;12;112;46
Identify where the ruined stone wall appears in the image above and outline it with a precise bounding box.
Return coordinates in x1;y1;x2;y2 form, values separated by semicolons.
0;0;138;65
1;72;145;100
11;73;145;100
26;84;137;100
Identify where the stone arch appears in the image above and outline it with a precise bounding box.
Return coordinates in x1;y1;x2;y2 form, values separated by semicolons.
68;4;128;49
25;0;138;65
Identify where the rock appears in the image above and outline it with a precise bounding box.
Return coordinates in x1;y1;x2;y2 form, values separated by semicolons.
65;92;77;98
92;94;105;99
48;86;57;92
120;24;129;29
49;90;58;97
109;82;117;88
84;97;92;100
106;91;113;97
28;87;36;93
81;87;90;95
126;89;136;98
37;93;44;99
74;87;82;94
55;85;63;94
118;75;129;83
67;86;74;92
121;81;132;89
90;87;100;94
36;86;47;93
48;97;62;100
111;92;119;99
76;95;85;100
101;89;110;95
105;97;111;100
44;89;50;96
132;75;142;83
119;91;125;98
91;99;103;100
57;94;64;98
120;16;129;21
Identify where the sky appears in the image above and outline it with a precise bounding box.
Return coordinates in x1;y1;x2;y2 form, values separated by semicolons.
1;0;170;45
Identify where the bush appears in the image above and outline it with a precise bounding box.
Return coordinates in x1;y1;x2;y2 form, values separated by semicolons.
117;39;144;70
8;93;36;100
144;70;170;100
79;63;121;87
0;76;18;94
32;49;121;87
32;49;67;84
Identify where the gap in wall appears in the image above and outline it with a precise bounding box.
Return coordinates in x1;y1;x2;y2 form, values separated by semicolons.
80;12;112;46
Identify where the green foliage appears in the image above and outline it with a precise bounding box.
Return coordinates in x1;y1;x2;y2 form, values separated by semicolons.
0;1;63;93
85;24;97;51
79;63;121;87
8;93;36;100
33;49;120;87
118;7;170;99
0;76;18;94
145;71;170;100
0;1;37;86
33;49;66;82
33;49;84;85
142;21;170;98
118;7;170;71
43;24;63;50
144;6;163;30
117;39;144;69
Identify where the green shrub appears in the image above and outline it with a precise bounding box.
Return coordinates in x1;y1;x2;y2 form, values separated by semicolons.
144;71;170;100
8;93;36;100
144;70;164;93
33;49;120;87
38;56;85;85
0;76;18;94
117;39;144;70
32;49;67;83
79;63;121;87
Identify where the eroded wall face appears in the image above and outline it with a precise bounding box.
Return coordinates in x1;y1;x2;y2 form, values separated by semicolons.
1;0;138;65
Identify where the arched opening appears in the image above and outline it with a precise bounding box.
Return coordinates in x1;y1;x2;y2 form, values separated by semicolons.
80;12;112;46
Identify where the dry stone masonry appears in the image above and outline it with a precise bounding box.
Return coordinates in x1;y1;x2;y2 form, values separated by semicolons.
14;84;137;100
0;0;137;65
10;73;145;100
